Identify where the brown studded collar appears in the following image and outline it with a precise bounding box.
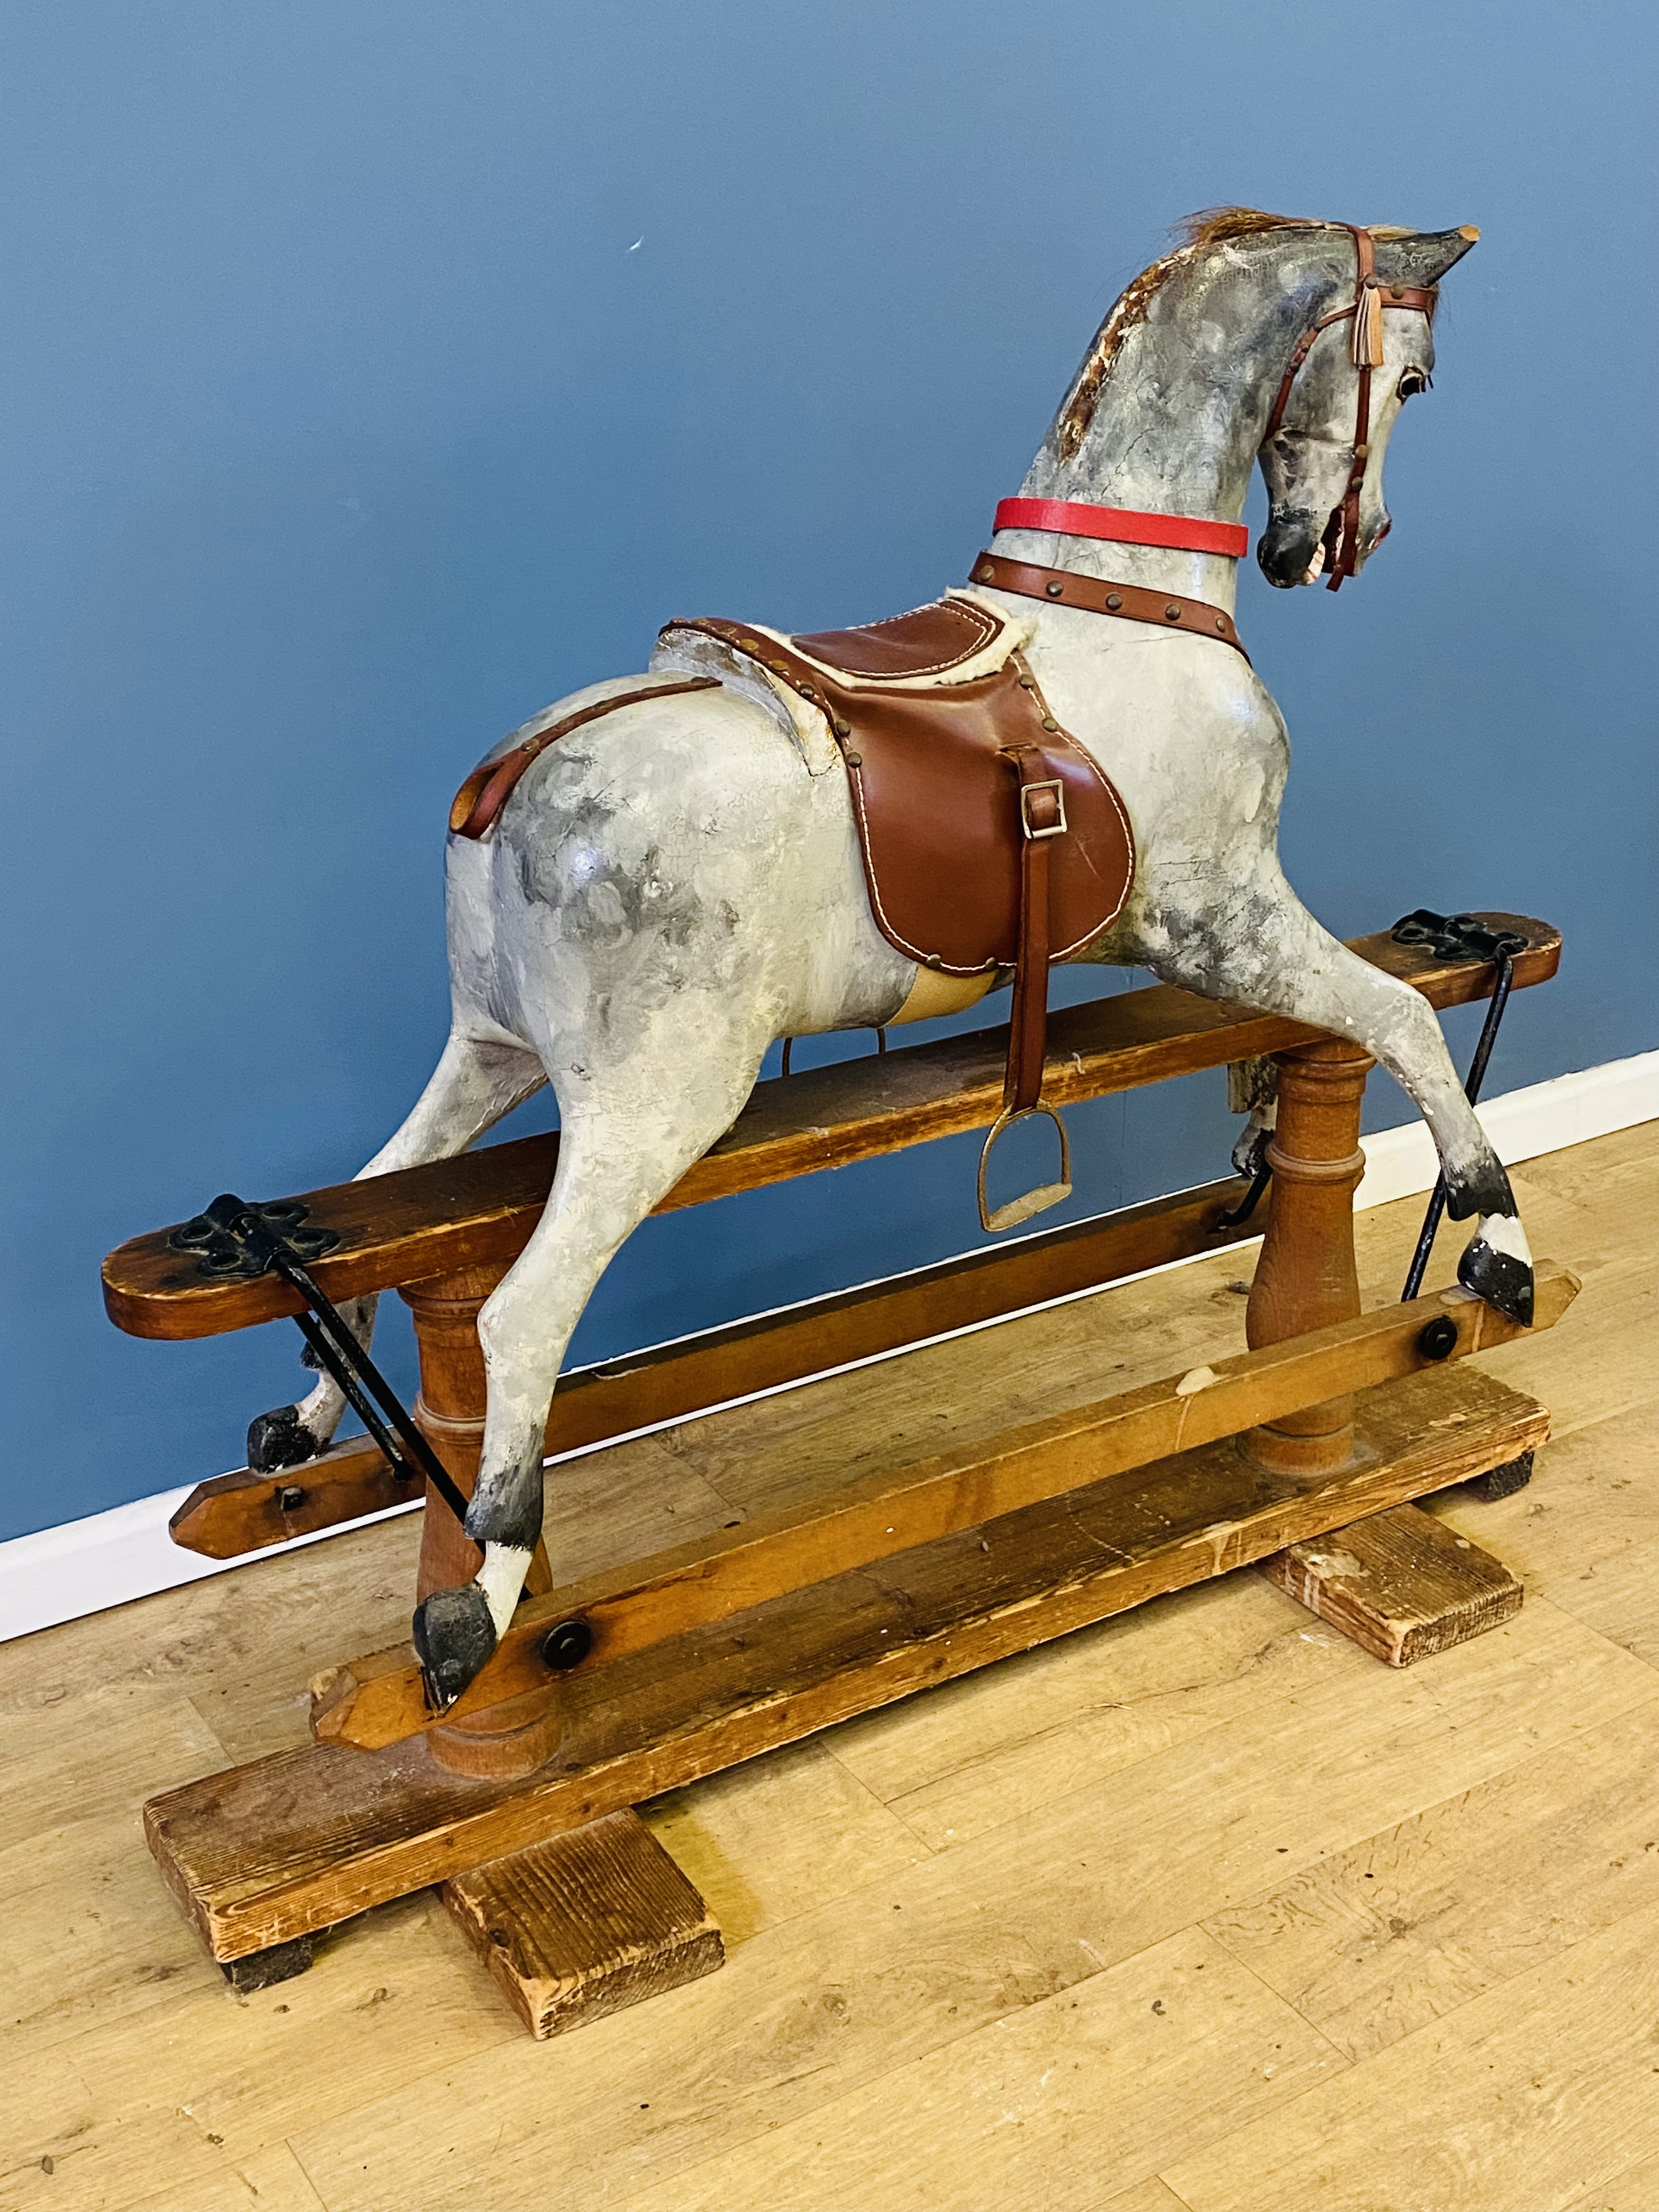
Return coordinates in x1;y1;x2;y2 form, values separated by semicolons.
967;551;1250;662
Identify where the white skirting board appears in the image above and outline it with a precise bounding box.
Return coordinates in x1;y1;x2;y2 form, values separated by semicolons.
4;1047;1655;1646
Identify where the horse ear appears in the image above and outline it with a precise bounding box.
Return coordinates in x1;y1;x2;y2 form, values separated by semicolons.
1373;225;1480;289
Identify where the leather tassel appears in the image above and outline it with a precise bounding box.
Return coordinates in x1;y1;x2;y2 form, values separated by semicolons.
1353;280;1386;368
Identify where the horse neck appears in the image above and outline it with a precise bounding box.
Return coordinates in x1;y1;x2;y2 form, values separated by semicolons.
992;237;1340;610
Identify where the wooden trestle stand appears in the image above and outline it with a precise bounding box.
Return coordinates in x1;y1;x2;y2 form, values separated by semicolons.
105;915;1569;2038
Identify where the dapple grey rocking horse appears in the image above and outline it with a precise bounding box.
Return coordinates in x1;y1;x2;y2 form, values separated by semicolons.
250;207;1530;1707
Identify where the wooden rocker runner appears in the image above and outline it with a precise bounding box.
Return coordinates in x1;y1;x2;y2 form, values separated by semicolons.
108;911;1571;2036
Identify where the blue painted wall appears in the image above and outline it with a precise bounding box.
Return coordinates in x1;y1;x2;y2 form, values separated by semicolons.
3;2;1654;1542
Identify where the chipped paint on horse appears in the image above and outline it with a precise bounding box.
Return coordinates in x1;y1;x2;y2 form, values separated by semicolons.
255;210;1529;1708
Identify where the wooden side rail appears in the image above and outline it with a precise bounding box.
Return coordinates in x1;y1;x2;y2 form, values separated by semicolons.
168;1172;1272;1560
104;913;1559;1342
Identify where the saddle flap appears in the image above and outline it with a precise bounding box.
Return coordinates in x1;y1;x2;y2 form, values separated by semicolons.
842;669;1134;973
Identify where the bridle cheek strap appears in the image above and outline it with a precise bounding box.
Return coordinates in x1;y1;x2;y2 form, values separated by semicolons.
1263;225;1437;592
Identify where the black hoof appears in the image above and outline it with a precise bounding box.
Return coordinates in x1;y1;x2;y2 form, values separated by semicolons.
247;1406;321;1472
412;1583;498;1710
1457;1233;1534;1326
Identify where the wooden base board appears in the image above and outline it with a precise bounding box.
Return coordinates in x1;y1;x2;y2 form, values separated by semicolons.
144;1361;1547;1966
439;1808;723;2038
1260;1500;1524;1666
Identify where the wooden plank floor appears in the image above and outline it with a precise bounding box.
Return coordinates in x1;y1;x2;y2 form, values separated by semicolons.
2;1118;1655;2212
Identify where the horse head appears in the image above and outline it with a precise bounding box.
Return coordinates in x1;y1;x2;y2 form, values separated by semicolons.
1256;225;1480;590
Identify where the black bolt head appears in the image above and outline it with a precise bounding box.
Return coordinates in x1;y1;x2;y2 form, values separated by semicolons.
1417;1315;1460;1362
541;1618;592;1673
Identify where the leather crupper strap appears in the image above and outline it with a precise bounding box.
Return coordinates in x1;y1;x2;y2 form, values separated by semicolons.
449;678;719;839
1263;224;1437;592
969;552;1250;662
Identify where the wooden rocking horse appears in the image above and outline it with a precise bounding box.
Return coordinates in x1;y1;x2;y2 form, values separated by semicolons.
104;209;1576;2036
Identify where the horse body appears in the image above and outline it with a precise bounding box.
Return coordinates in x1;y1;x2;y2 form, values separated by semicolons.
258;211;1531;1705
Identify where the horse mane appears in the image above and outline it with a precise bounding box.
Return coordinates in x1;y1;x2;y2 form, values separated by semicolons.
1054;206;1333;460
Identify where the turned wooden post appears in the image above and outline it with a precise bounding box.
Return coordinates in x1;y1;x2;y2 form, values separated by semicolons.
1244;1037;1373;1476
400;1266;501;1601
400;1265;560;1779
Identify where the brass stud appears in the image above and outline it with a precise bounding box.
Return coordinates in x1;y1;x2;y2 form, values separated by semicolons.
1215;616;1226;631
1017;674;1035;688
844;750;862;767
976;563;995;582
1105;592;1122;611
1045;580;1064;597
925;953;943;969
1041;716;1058;732
833;716;851;737
1165;604;1182;622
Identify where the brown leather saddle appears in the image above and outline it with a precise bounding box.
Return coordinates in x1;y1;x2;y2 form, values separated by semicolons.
453;594;1135;1229
661;599;1135;1226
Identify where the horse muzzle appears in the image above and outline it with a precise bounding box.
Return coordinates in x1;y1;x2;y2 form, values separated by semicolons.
1258;496;1392;591
1256;507;1328;590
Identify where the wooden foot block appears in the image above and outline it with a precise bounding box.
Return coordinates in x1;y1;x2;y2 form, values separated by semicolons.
1260;1500;1522;1666
441;1809;722;2039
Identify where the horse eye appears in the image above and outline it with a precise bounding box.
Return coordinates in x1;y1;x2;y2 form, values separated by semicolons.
1398;368;1432;400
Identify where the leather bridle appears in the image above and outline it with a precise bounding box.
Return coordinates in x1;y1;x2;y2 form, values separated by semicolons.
1262;223;1437;591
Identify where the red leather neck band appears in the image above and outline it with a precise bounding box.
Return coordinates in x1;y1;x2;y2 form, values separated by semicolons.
994;497;1248;561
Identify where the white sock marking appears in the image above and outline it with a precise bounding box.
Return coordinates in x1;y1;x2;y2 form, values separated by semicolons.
476;1543;534;1637
1476;1212;1533;1265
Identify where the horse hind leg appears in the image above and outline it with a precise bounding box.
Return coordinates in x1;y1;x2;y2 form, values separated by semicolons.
1147;877;1533;1323
246;1030;545;1471
412;1013;771;1708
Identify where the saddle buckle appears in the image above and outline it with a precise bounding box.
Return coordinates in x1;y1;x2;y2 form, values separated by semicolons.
1020;778;1067;840
977;1102;1073;1234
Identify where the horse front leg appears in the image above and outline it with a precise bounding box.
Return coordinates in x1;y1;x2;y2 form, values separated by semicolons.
1142;870;1533;1323
411;1012;772;1708
246;1030;545;1471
